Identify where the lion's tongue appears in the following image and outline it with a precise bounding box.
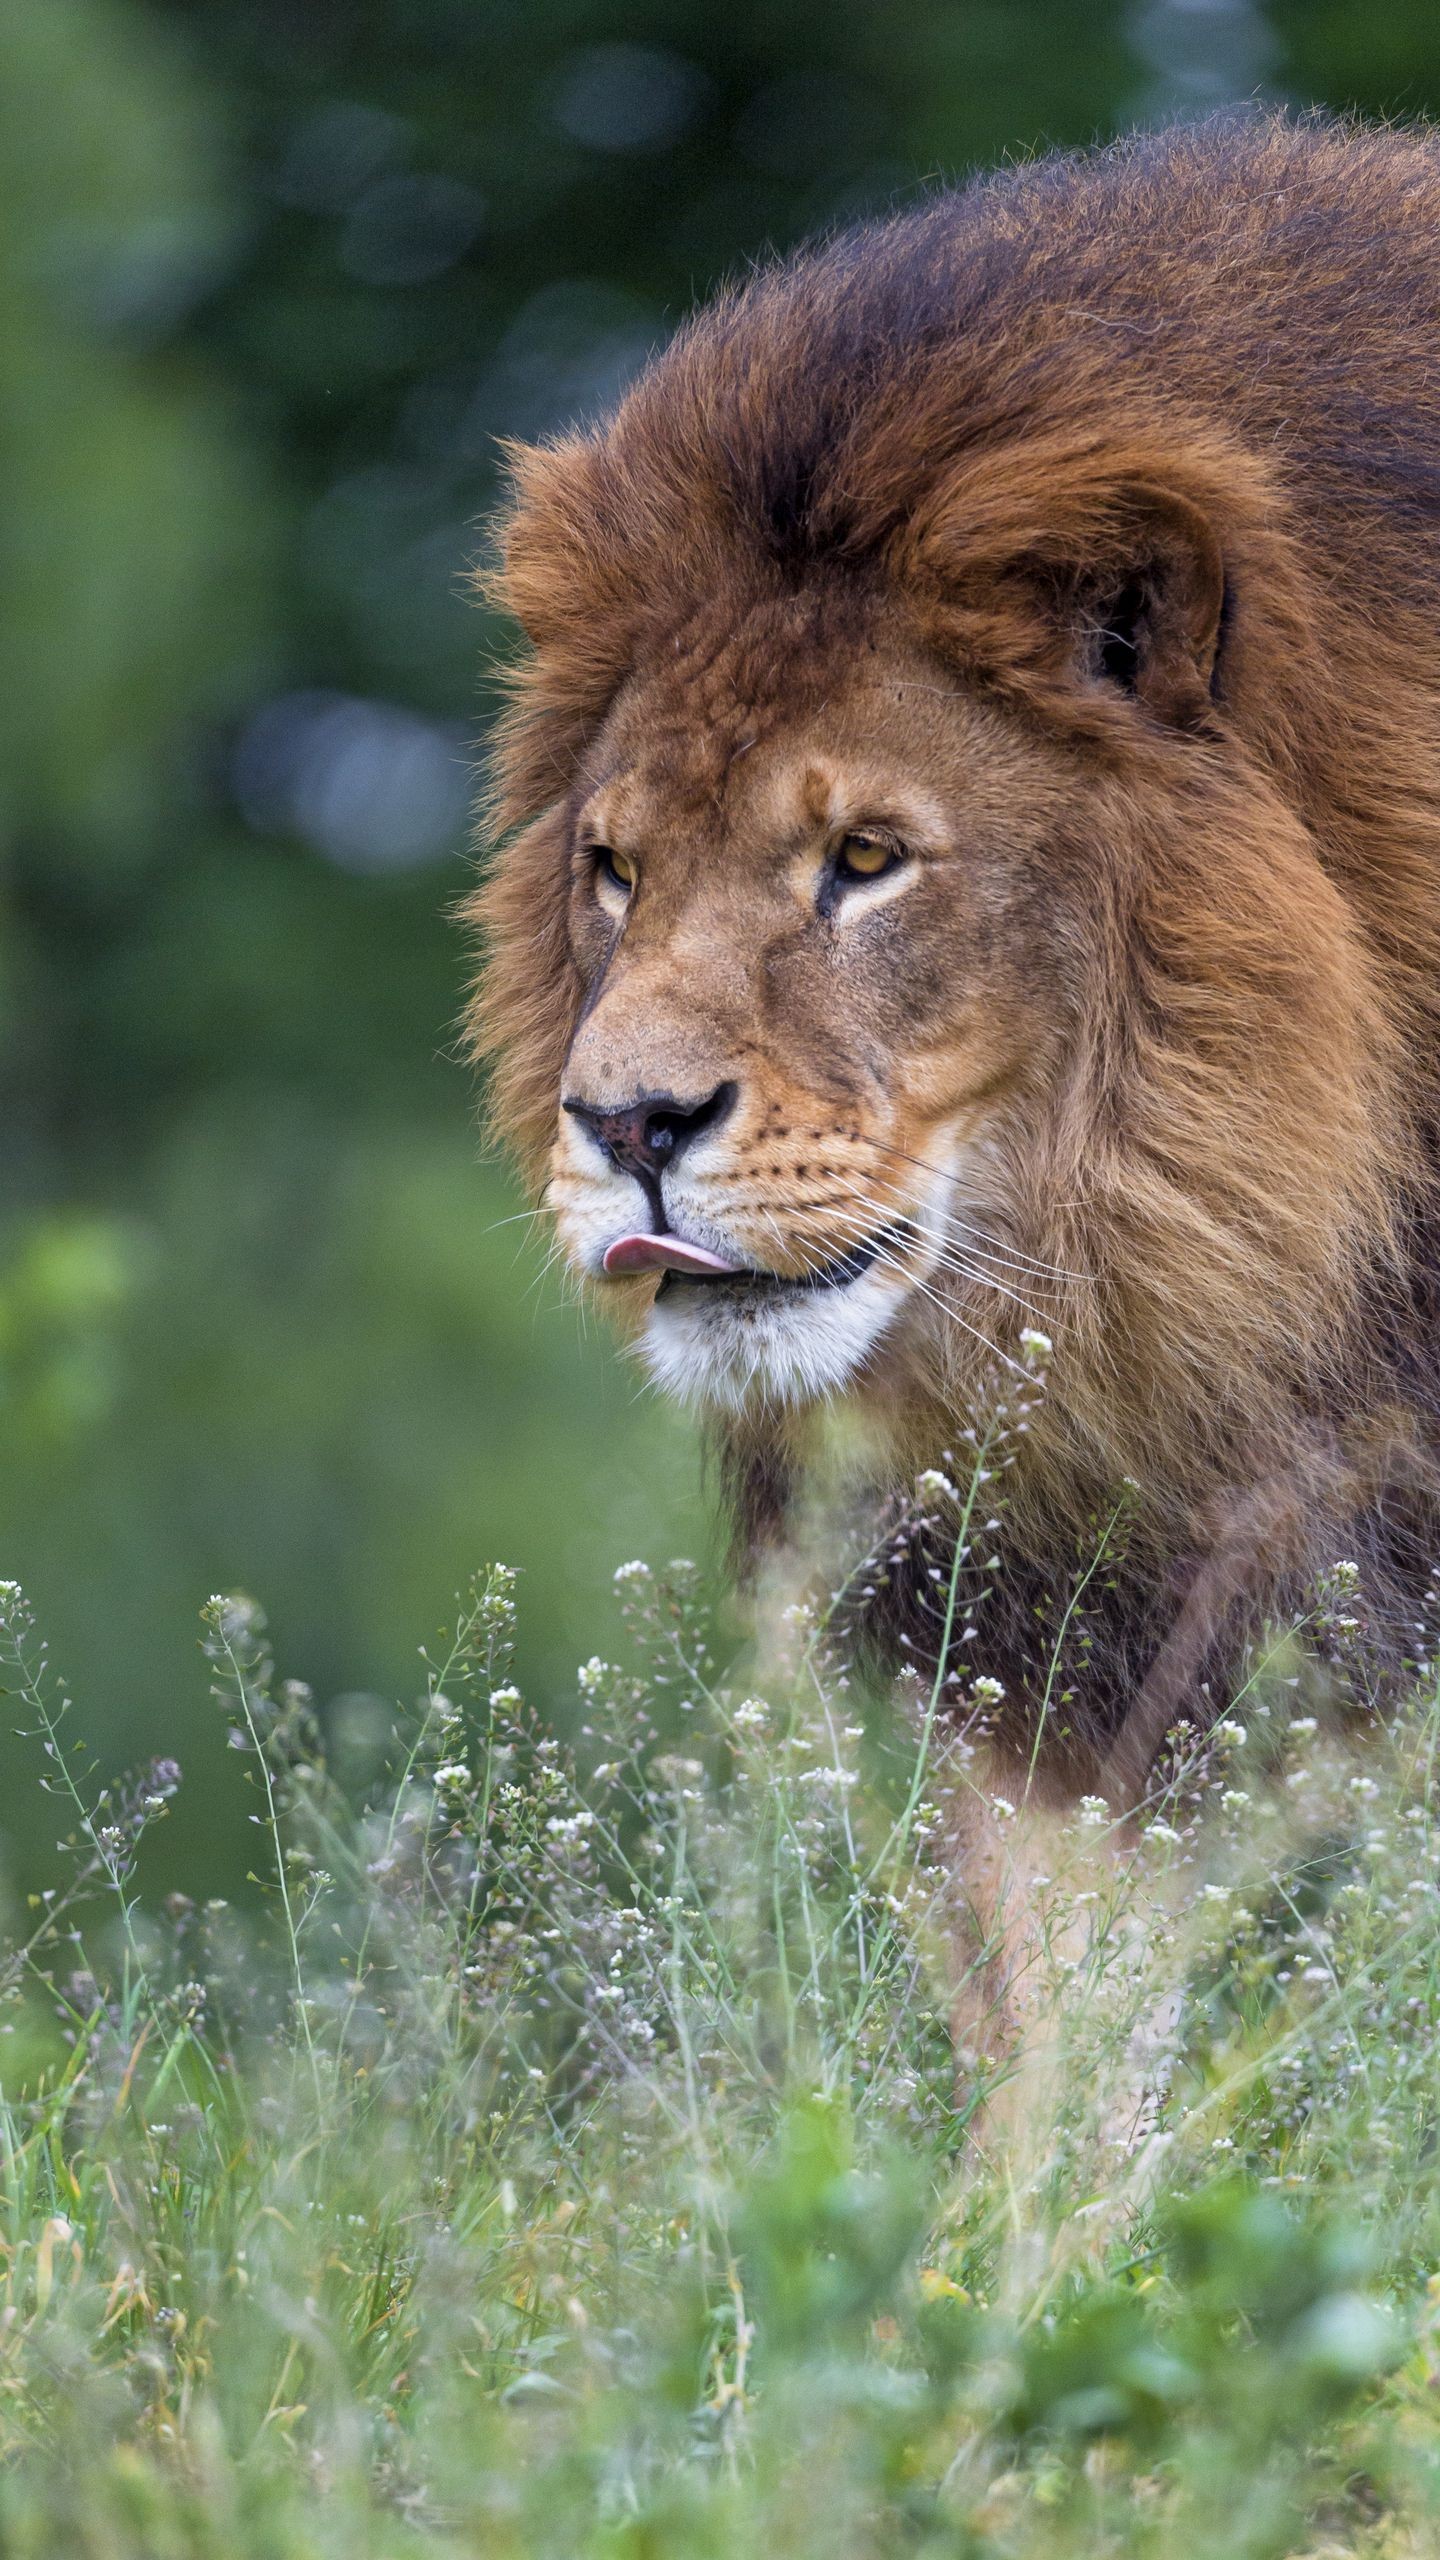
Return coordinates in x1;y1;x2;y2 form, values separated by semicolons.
602;1233;742;1278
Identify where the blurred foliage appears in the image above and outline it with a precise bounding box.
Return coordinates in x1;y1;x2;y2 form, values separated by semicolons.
3;0;1440;1887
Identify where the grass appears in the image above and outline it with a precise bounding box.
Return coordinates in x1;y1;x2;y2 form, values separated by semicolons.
1;1417;1440;2553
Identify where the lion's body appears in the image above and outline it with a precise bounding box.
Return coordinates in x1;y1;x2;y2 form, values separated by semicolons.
471;114;1440;1797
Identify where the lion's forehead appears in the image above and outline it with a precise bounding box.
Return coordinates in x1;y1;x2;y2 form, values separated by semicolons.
590;601;1051;862
602;600;843;813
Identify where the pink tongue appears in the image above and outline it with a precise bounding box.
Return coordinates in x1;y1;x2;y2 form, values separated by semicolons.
602;1233;742;1278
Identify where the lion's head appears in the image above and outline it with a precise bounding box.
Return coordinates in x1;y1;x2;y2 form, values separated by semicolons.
469;128;1422;1597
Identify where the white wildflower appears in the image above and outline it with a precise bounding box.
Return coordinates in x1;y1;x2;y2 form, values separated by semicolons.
545;1810;595;1842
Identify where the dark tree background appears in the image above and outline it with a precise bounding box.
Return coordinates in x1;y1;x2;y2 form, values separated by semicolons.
2;0;1431;1884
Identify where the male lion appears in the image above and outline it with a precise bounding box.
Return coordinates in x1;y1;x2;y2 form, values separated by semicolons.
467;113;1440;1844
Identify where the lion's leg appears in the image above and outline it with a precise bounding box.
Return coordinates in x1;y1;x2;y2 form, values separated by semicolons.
944;1759;1181;2173
944;1762;1087;2137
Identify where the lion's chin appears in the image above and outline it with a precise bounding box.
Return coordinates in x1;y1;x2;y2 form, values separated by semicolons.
640;1260;911;1413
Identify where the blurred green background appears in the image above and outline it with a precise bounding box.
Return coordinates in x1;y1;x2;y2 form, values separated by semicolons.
2;0;1432;1887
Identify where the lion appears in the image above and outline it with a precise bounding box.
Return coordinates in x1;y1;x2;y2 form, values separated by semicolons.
466;110;1440;1910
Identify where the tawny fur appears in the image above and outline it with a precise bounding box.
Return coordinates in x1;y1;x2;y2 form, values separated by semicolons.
465;112;1440;1797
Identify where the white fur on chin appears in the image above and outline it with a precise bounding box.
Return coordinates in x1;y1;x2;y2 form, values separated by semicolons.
641;1258;909;1412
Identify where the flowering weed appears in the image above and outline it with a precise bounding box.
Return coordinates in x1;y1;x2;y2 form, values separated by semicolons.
0;1532;1437;2555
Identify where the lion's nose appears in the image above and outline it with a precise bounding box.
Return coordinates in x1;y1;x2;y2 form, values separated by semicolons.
564;1082;736;1185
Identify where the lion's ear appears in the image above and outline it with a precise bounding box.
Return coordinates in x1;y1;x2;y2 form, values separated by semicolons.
1059;484;1227;726
908;462;1229;730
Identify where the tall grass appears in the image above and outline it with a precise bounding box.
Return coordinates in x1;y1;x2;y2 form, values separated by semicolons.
0;1429;1439;2555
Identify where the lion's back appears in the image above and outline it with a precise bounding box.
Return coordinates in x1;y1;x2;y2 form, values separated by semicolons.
966;117;1440;570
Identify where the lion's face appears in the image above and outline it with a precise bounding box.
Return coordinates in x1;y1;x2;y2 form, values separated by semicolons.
547;599;1079;1412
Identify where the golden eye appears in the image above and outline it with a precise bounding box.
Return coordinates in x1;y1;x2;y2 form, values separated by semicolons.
594;845;636;897
834;833;901;884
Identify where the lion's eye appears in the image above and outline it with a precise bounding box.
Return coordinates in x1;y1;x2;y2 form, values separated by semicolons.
833;833;902;886
593;845;637;897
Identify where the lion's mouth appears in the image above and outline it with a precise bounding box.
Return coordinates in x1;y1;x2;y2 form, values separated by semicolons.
603;1222;913;1299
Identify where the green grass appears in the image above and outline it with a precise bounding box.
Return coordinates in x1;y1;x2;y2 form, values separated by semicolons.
1;1484;1440;2557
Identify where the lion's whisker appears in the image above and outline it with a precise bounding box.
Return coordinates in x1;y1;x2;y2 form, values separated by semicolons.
485;1207;547;1235
812;1174;1061;1321
815;1200;1051;1326
521;1229;591;1334
855;1134;1086;1279
797;1199;1027;1372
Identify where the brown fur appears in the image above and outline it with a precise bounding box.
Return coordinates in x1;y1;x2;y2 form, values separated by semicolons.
465;112;1440;1801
